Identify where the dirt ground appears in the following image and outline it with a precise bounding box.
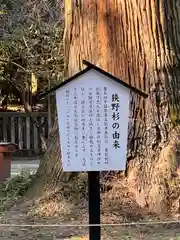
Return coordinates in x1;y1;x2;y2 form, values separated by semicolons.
1;203;180;240
1;183;180;239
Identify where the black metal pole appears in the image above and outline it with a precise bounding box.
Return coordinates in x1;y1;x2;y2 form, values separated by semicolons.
88;171;101;240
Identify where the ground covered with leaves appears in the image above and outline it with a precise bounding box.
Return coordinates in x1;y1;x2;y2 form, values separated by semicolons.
0;172;180;239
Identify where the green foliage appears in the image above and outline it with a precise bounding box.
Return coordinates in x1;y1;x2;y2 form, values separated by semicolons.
0;0;64;94
1;0;24;11
0;170;34;212
170;106;180;124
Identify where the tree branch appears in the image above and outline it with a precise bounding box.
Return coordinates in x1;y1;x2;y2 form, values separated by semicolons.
0;59;30;73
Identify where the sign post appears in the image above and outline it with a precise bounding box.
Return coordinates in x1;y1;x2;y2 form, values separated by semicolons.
88;171;100;239
39;60;148;240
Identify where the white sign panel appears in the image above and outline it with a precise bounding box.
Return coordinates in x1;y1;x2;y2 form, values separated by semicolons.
56;69;130;172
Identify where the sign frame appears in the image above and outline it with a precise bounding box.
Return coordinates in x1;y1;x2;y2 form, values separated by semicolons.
39;60;148;240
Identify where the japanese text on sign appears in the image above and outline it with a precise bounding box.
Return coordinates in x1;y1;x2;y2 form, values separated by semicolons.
65;89;71;166
56;69;130;171
111;93;120;149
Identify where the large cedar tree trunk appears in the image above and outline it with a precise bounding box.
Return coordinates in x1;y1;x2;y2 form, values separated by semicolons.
34;0;180;214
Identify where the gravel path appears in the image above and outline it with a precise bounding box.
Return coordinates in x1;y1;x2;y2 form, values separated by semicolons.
11;158;40;176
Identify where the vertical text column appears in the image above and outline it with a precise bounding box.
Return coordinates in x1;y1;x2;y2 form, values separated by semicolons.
80;87;86;167
88;88;93;167
73;88;79;159
111;93;120;150
96;87;101;165
103;87;109;165
65;89;71;167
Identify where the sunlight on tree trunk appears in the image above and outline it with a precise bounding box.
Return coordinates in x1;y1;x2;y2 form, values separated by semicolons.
32;0;180;214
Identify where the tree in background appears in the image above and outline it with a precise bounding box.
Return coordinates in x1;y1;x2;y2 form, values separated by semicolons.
0;0;64;110
0;0;64;151
31;0;180;215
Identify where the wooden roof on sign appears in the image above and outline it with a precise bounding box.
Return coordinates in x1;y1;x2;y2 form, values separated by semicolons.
39;60;148;99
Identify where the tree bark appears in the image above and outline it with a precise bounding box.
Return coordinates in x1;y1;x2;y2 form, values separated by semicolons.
33;0;180;214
